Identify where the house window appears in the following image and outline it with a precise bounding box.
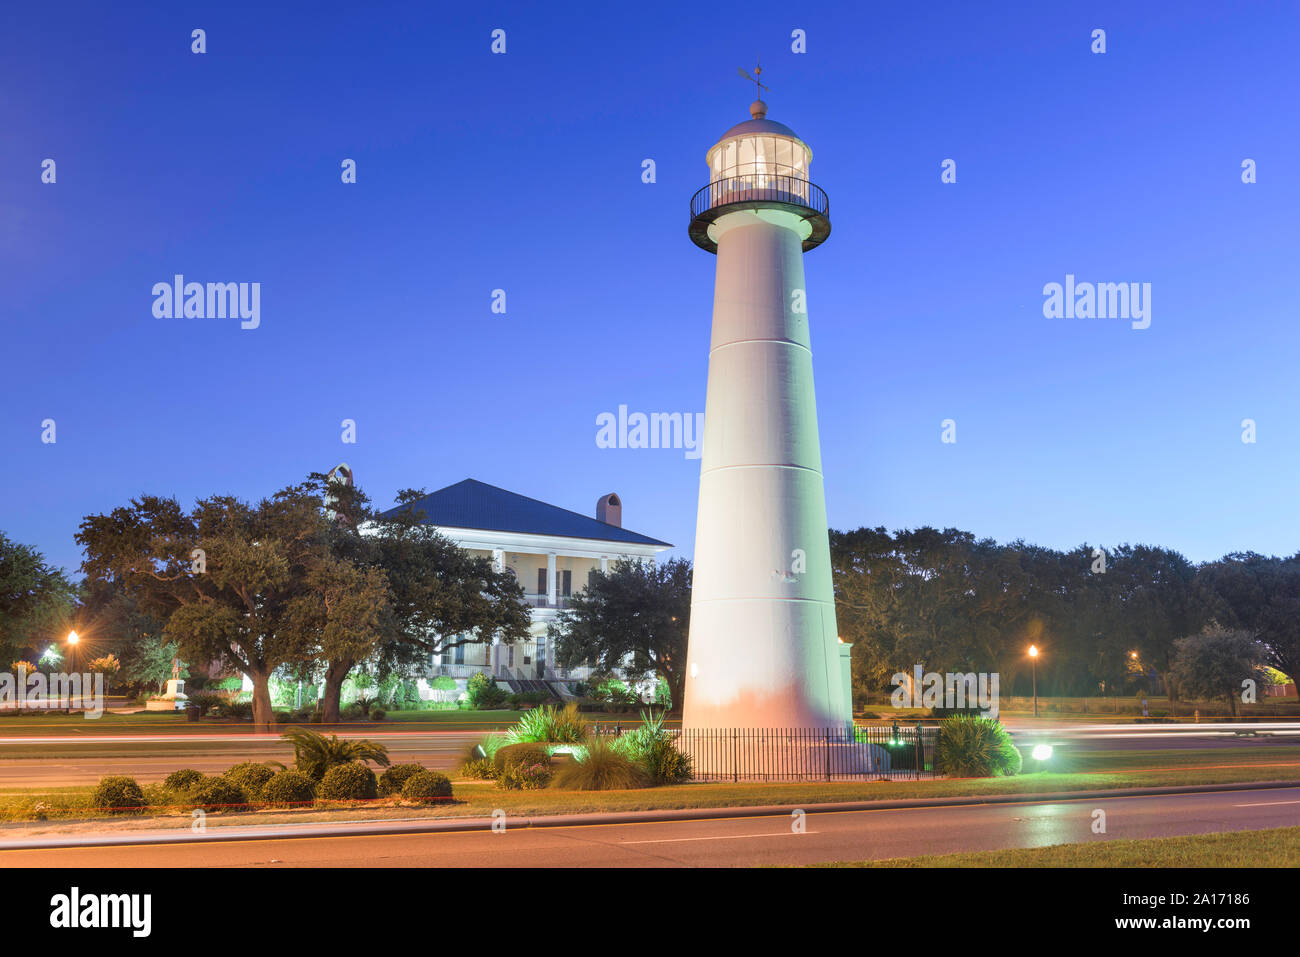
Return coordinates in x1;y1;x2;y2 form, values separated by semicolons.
537;568;572;601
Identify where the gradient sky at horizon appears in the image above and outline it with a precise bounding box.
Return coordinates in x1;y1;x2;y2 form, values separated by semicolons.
2;1;1298;576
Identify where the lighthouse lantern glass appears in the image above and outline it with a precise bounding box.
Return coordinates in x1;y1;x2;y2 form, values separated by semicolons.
707;133;810;206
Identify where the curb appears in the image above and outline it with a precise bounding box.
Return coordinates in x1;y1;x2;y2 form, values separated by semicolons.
2;779;1297;851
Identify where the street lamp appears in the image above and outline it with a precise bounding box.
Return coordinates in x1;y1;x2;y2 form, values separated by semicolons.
1028;644;1039;717
65;631;79;710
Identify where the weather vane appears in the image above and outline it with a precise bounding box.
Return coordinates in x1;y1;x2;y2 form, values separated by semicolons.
737;58;769;100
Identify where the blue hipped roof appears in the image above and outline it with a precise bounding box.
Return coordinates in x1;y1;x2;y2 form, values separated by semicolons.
378;479;671;548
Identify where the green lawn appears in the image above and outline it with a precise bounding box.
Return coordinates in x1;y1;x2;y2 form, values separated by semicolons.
822;826;1300;867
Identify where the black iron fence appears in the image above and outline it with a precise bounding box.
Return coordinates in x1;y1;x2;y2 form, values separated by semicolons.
668;725;940;782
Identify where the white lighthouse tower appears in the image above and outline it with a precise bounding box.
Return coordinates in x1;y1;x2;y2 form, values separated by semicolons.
682;76;851;734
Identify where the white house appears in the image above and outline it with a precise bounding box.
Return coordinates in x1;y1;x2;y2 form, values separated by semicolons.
378;479;671;694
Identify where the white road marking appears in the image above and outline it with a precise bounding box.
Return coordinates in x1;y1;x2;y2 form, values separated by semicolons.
1232;800;1300;807
621;831;817;845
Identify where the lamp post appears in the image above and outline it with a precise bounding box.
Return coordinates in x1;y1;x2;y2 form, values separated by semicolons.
65;631;79;710
1028;644;1039;717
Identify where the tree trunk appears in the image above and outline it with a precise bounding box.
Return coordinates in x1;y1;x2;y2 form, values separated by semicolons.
664;666;685;717
250;670;275;733
320;658;354;724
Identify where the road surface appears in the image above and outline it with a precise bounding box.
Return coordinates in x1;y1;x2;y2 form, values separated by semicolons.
4;785;1298;867
1;723;1296;787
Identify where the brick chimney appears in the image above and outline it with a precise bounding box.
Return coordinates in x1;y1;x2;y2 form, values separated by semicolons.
596;493;622;527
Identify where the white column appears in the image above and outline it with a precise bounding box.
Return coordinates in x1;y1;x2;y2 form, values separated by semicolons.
600;555;608;573
490;550;505;674
547;553;557;606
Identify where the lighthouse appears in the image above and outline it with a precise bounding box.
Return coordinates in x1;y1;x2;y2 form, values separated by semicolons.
681;81;851;733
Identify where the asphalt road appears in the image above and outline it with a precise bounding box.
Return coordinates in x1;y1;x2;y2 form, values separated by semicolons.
0;732;479;787
4;785;1298;867
2;723;1299;787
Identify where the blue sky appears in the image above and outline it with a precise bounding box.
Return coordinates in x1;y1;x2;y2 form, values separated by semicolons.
2;1;1297;575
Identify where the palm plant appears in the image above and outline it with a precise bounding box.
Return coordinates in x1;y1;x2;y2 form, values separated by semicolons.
934;715;1021;777
281;726;391;781
503;702;588;744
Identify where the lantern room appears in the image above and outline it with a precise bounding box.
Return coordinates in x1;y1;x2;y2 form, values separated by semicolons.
688;99;830;254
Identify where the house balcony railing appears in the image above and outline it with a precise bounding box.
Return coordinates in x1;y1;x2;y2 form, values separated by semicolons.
523;593;573;609
435;663;487;678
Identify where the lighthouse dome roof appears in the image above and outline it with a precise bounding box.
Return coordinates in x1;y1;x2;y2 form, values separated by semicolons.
710;100;811;159
717;116;802;141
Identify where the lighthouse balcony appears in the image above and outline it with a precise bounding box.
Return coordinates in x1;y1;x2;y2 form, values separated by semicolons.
689;174;830;253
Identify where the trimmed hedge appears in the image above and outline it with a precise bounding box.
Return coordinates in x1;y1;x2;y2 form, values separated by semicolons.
163;768;205;792
223;762;276;799
261;769;316;807
378;763;426;796
191;776;248;812
318;762;378;801
493;743;551;773
91;776;146;814
400;770;453;802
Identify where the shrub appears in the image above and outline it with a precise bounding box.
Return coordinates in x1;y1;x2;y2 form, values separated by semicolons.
935;715;1021;777
606;709;690;784
163;768;205;792
191;776;248;812
498;761;552;790
186;692;223;716
92;776;147;814
479;734;508;761
459;758;498;780
466;672;507;710
493;743;551;774
641;736;692;785
431;675;458;691
553;736;650;791
378;763;426;797
318;762;379;801
223;762;276;800
219;699;254;721
369;708;386;721
282;726;390;781
261;770;315;807
506;691;552;710
505;702;588;744
401;770;454;802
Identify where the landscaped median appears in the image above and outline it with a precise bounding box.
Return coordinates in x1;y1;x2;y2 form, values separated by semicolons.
1;745;1298;836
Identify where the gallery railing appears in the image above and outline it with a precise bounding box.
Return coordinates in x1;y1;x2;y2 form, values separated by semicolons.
690;175;828;220
668;725;940;782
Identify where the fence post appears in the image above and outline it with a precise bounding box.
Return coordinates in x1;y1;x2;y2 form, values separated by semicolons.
732;729;738;784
